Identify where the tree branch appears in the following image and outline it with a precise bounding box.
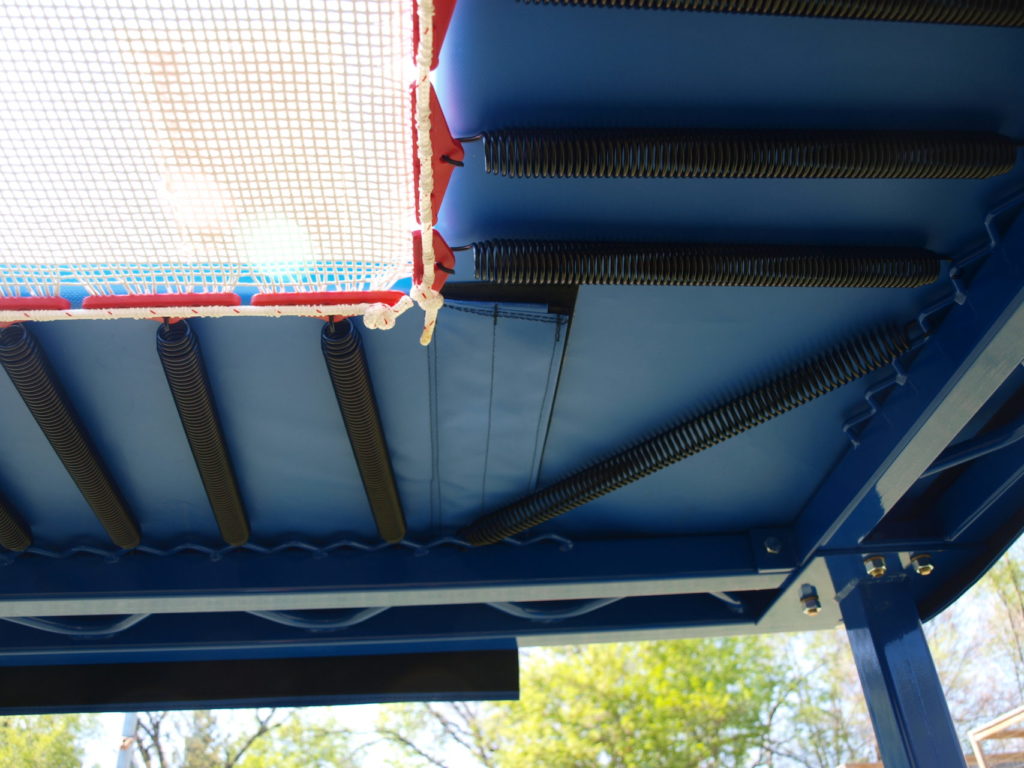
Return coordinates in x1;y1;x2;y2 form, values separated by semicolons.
139;712;169;768
377;726;450;768
426;705;480;756
223;709;283;768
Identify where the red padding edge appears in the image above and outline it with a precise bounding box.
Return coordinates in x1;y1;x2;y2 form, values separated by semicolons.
251;290;408;307
413;0;458;71
0;297;72;311
83;293;242;309
413;86;463;223
413;230;456;293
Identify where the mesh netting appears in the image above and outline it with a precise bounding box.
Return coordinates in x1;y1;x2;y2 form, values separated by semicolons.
0;1;414;299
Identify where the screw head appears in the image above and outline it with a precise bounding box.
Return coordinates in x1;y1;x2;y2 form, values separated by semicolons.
911;553;934;576
801;595;822;616
764;537;783;555
863;555;887;578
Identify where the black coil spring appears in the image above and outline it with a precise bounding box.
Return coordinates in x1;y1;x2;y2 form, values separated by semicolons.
157;321;249;546
518;0;1024;27
480;130;1018;179
0;493;30;552
0;325;139;549
322;320;406;543
473;240;941;288
459;325;911;545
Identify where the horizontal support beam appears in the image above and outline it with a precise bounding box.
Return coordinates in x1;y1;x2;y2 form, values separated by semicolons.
519;620;760;647
941;435;1024;542
796;215;1024;560
921;411;1024;479
917;446;1024;621
0;534;783;618
0;594;760;665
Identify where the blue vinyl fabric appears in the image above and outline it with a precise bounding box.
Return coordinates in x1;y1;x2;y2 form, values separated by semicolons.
535;282;947;536
0;303;564;546
437;4;1024;257
428;0;1024;539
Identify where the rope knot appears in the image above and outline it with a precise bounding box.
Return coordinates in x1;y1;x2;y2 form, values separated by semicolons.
361;295;413;331
411;283;444;314
411;283;444;346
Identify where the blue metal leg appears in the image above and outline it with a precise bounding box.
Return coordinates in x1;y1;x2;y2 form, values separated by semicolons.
830;558;966;768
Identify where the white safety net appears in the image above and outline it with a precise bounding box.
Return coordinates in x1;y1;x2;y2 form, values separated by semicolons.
0;0;415;299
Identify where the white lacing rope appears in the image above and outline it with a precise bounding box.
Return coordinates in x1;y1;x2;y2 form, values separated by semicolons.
0;299;416;324
362;294;415;330
414;0;441;346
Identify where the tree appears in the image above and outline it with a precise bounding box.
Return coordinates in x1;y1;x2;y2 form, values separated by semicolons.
232;711;364;768
982;542;1024;702
376;700;498;768
766;630;876;768
133;709;360;768
0;714;93;768
378;637;791;768
183;711;220;768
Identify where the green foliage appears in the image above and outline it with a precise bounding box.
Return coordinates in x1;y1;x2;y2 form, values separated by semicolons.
377;701;498;768
234;711;361;768
183;711;220;768
770;631;876;768
0;714;92;768
490;639;785;768
135;709;359;768
984;543;1024;699
379;637;788;768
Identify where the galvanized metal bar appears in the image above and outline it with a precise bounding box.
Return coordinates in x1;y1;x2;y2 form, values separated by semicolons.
939;429;1024;541
921;411;1024;479
0;595;756;665
830;556;967;768
796;217;1024;560
0;534;783;618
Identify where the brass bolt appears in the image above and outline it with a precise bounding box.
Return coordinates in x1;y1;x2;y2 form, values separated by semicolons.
801;594;822;616
911;553;934;576
863;555;887;578
764;537;783;555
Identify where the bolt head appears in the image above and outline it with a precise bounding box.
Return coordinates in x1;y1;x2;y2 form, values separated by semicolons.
911;554;934;576
863;555;887;578
801;595;822;616
764;537;783;555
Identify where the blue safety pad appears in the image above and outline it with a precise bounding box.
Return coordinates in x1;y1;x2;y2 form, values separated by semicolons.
436;3;1024;256
534;281;948;536
0;321;216;547
186;317;380;543
428;0;1024;539
0;302;564;548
